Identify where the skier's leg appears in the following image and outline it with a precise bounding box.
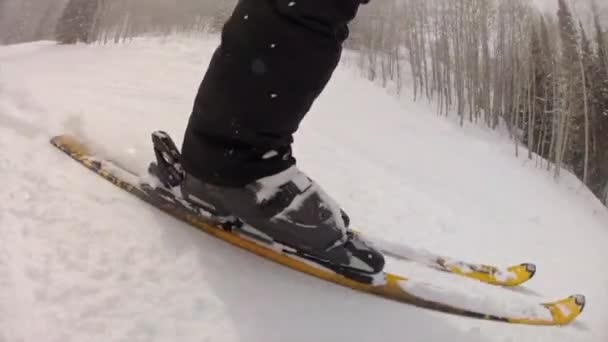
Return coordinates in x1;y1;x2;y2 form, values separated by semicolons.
181;0;362;186
179;0;384;274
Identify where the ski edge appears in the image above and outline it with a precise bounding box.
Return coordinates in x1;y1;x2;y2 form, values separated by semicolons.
49;134;585;327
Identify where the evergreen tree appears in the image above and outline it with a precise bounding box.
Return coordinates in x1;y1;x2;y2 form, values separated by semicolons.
0;0;5;43
538;16;556;161
522;20;551;159
55;0;100;44
557;0;584;179
593;2;608;78
591;10;608;203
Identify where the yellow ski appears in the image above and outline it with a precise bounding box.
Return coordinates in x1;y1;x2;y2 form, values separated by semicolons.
363;236;536;286
49;134;586;326
437;258;535;286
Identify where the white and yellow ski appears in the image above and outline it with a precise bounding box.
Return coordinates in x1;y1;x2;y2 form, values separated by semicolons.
49;134;586;326
362;236;536;286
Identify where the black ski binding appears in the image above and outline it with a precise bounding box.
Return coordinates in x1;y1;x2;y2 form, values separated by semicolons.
148;131;186;189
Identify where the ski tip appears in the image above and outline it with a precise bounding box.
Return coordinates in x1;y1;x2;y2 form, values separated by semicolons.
515;262;537;279
500;263;537;286
521;263;537;276
50;134;75;145
542;294;586;325
50;134;91;156
572;294;586;312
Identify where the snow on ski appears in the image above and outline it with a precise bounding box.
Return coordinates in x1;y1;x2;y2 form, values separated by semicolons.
49;134;586;326
361;234;536;286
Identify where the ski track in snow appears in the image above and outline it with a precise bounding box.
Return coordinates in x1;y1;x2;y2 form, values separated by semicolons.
1;35;607;342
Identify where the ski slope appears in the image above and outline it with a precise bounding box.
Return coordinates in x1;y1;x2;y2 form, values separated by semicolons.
1;35;607;342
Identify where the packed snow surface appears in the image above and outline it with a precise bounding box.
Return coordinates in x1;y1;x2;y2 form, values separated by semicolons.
1;35;607;342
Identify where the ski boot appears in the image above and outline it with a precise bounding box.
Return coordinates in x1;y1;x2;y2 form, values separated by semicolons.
148;131;385;283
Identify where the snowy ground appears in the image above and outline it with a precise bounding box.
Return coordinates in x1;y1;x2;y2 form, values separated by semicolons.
1;35;607;342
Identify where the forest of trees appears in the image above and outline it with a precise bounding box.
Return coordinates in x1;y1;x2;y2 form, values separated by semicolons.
0;0;236;44
349;0;608;205
0;0;607;205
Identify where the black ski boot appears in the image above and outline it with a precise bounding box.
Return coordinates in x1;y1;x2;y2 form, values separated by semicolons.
148;131;385;279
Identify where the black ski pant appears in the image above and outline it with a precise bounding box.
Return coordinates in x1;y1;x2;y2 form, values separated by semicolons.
181;0;366;187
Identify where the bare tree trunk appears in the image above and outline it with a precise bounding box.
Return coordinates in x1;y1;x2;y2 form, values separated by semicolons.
548;68;559;171
579;46;590;184
555;80;571;179
528;56;536;160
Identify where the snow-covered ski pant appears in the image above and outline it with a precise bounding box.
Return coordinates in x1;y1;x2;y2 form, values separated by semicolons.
181;0;365;187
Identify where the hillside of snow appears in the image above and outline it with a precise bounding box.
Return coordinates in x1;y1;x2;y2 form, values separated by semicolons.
1;35;608;342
